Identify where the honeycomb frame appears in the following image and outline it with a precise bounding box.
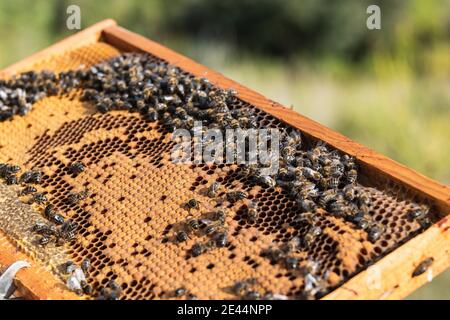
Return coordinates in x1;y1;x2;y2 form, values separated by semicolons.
0;20;448;300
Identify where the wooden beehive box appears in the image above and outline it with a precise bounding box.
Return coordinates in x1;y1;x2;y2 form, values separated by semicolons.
0;20;448;300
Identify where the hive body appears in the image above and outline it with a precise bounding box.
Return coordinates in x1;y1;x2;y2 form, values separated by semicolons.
0;21;448;300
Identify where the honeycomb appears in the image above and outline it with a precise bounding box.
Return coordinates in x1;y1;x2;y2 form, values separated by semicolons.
0;42;438;299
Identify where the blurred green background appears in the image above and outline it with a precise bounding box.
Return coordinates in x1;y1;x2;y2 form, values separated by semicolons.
0;0;448;299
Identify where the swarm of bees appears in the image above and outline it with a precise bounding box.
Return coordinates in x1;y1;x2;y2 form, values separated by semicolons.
174;192;231;257
0;52;434;300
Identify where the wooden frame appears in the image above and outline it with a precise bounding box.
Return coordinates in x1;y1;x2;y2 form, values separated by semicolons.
1;19;449;300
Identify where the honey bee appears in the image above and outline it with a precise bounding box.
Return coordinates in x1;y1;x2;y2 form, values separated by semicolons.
66;189;89;204
44;204;65;225
210;209;226;224
176;230;189;242
328;175;340;189
231;278;257;296
31;192;47;204
38;235;51;246
352;212;372;230
318;189;337;208
213;231;228;247
346;169;357;184
226;190;247;203
303;226;322;247
342;184;357;201
257;175;276;188
302;167;321;181
262;246;284;263
297;199;317;212
32;222;57;236
81;258;91;274
191;242;207;257
282;236;301;253
294;211;319;226
206;181;221;198
0;164;20;177
173;287;187;297
367;224;383;242
5;174;18;185
186;198;200;210
185;218;200;232
408;204;429;220
19;186;37;197
284;256;299;270
412;257;434;277
245;201;259;222
68;161;85;175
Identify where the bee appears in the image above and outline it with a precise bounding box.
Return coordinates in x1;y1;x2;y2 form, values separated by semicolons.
210;210;226;224
213;231;228;247
342;154;355;169
68;162;85;175
352;212;372;230
32;222;57;236
186;218;200;232
303;226;322;247
367;224;383;242
281;146;296;158
328;175;340;189
60;220;78;241
244;290;261;300
418;217;432;229
203;221;223;236
226;190;247;203
231;278;257;296
206;181;221;198
0;164;20;177
38;235;51;246
187;293;198;300
328;199;350;217
285;130;302;148
5;174;18;185
61;261;76;274
19;170;34;183
240;164;258;178
277;167;296;182
294;211;319;226
262;246;284;263
357;192;370;207
302;167;321;181
342;184;357;201
155;102;168;113
142;107;158;122
31;192;47;204
44;204;65;225
408;204;429;220
412;257;434;277
81;280;93;295
176;230;189;242
191;243;206;257
318;189;337;208
245;201;259;222
186;198;199;210
173;287;187;297
346;169;357;184
284;256;299;270
282;236;301;253
297;199;317;212
81;258;91;274
97;281;122;300
257;175;276;188
66;189;89;204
